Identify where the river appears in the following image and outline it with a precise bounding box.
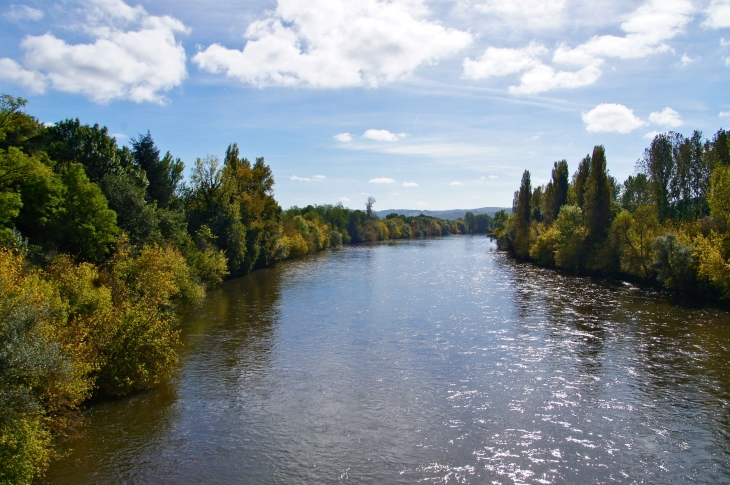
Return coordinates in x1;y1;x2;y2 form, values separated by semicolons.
40;236;730;484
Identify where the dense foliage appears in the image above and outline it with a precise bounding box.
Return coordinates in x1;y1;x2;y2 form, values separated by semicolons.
494;129;730;302
0;95;486;483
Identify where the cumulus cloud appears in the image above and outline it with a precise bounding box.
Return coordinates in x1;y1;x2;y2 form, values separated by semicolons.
463;42;547;79
340;196;351;201
369;177;396;183
465;0;693;94
703;0;730;29
193;0;472;88
720;111;730;118
334;132;353;142
363;129;405;141
312;175;326;180
644;130;661;139
0;0;188;104
449;181;463;185
582;103;646;133
402;181;418;187
472;0;566;29
0;58;46;93
554;0;693;65
5;4;43;21
649;107;682;127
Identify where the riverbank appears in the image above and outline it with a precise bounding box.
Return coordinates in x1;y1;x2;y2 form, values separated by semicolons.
493;134;730;305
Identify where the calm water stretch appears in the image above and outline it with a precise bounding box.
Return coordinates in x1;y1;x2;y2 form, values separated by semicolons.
41;237;730;484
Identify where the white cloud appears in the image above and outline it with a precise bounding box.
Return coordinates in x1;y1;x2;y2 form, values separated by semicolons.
339;196;350;202
463;42;547;79
449;181;463;185
0;58;46;93
489;175;498;178
703;0;730;29
5;4;43;21
472;0;566;29
193;0;472;88
369;177;396;183
680;53;697;66
112;132;129;140
363;129;404;141
402;181;418;187
644;130;661;139
291;174;325;181
465;0;694;94
415;201;429;206
720;111;730;118
554;0;693;65
582;103;646;133
463;41;601;94
649;107;682;127
334;132;353;142
0;0;188;104
508;62;601;94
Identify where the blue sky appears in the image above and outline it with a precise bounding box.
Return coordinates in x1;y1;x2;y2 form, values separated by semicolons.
1;0;730;210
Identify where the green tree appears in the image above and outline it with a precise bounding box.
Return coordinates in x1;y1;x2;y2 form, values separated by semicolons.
572;155;591;209
131;131;183;209
52;164;120;262
640;133;674;222
542;160;569;224
464;211;476;233
512;170;532;257
621;173;652;212
583;145;612;242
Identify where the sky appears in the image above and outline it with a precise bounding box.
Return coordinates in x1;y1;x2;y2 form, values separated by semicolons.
1;0;730;211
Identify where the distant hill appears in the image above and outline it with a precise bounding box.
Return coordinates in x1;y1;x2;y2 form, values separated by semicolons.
374;207;511;220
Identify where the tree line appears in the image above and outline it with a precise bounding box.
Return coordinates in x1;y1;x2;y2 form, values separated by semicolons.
493;128;730;302
0;95;492;484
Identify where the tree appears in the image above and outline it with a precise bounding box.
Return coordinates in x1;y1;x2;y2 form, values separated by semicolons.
131;131;183;209
573;155;591;209
708;163;730;232
512;170;532;257
464;211;476;233
365;196;376;218
639;133;674;222
583;145;612;242
542;160;569;224
621;173;652;212
609;206;660;280
51;164;120;262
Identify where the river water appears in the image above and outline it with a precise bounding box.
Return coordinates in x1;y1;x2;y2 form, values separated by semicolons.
40;236;730;484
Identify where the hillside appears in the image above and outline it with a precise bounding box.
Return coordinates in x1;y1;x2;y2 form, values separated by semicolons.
374;207;511;220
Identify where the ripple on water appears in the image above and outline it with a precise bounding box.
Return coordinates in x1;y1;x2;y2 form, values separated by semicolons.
39;237;730;485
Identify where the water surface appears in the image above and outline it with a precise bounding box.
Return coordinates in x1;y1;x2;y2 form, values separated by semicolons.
41;237;730;484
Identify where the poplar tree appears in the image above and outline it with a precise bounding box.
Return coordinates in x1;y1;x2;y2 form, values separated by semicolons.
583;145;612;242
640;134;674;222
573;155;591;209
542;160;569;223
513;170;532;257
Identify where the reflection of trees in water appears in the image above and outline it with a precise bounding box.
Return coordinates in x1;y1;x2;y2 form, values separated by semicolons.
180;264;284;387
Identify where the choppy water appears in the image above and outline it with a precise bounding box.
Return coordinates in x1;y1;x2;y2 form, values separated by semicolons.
40;236;730;484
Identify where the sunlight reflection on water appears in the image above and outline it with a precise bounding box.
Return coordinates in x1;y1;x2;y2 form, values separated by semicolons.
41;236;730;484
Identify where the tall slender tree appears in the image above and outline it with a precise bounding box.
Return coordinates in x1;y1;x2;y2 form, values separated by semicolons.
583;145;612;241
573;155;591;209
640;133;674;222
542;160;569;223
